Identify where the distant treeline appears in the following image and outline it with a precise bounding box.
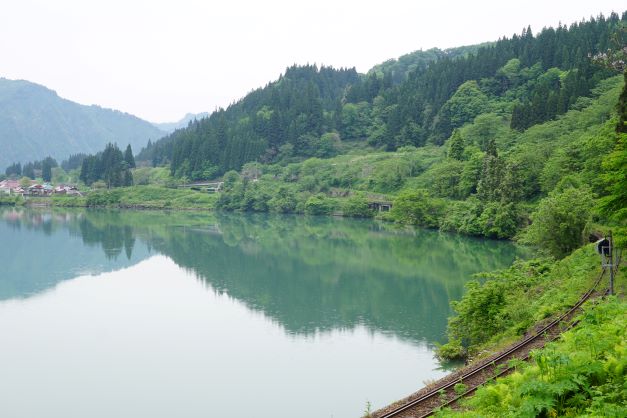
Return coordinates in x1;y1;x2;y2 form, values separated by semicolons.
4;157;58;182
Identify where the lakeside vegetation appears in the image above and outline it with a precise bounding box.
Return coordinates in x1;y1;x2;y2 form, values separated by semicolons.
435;244;617;360
52;186;218;210
1;185;217;210
436;296;626;417
213;75;624;248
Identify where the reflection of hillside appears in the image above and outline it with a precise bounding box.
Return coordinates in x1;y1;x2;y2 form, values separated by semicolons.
144;213;523;344
0;208;151;299
0;208;524;345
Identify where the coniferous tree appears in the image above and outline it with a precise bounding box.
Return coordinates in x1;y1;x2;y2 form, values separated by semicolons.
123;166;133;187
22;163;35;179
477;138;503;202
41;157;57;182
124;144;136;168
448;130;465;160
133;14;625;171
5;162;21;177
61;154;88;171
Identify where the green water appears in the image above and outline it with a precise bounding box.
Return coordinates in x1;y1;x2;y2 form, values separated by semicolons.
0;208;524;417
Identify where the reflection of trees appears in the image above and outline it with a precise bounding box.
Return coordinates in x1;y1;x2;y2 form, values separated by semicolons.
77;217;135;260
141;212;524;344
0;208;149;300
0;208;524;345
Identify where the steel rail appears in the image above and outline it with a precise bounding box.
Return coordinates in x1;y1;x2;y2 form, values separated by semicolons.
425;286;612;417
377;268;607;418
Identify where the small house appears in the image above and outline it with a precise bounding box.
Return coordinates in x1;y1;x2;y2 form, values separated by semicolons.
28;184;45;196
53;185;82;196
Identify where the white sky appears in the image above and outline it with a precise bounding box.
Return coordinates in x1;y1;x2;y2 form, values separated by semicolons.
0;0;624;123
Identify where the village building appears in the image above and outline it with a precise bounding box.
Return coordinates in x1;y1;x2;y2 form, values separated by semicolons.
53;185;82;196
28;184;46;196
0;179;20;194
1;179;81;197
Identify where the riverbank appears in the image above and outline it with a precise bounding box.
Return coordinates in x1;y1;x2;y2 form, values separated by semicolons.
0;186;219;211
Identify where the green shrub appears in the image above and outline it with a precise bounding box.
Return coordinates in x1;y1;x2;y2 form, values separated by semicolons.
268;186;298;213
391;189;442;227
86;189;122;206
304;194;334;215
520;185;593;258
342;193;374;218
440;246;600;361
436;339;466;361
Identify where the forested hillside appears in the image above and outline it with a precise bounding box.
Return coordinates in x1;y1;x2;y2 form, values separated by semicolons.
137;12;625;181
0;78;164;170
215;75;624;242
137;65;361;178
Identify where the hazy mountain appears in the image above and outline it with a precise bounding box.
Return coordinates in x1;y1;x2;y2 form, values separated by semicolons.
0;78;166;170
152;112;210;133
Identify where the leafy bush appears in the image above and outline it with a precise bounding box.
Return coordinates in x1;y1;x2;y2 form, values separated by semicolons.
390;189;442;227
268;186;298;213
521;185;593;258
342;193;374;218
436;339;466;361
304;194;334;215
86;189;122;206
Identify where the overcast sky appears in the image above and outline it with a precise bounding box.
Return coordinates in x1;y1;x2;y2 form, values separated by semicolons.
1;0;624;123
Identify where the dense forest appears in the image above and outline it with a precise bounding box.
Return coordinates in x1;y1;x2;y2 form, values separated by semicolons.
137;65;361;178
137;13;624;180
79;143;135;188
174;13;622;248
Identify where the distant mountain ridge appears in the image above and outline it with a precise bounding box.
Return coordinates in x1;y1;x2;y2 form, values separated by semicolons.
0;78;165;170
152;112;210;133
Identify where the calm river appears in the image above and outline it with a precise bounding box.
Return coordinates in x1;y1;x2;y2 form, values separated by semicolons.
0;208;523;418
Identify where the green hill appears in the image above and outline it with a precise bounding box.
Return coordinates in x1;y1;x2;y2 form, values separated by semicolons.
0;78;165;170
136;12;625;181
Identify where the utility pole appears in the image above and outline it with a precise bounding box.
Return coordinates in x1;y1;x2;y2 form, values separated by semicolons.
596;232;616;295
609;230;614;296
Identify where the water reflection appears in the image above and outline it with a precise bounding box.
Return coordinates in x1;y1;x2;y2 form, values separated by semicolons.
0;208;524;345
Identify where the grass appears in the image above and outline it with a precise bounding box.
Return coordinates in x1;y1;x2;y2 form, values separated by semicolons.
0;195;23;206
50;185;217;210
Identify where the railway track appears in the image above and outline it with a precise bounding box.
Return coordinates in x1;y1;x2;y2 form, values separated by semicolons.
374;268;609;418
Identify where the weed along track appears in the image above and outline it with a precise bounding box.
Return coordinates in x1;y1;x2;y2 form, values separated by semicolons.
373;269;608;418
